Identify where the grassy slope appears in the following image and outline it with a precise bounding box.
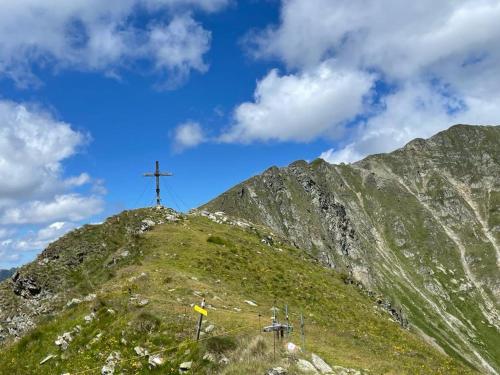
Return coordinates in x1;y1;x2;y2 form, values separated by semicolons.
0;212;473;374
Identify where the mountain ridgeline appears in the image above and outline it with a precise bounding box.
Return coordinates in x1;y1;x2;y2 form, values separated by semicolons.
0;268;17;282
203;125;500;374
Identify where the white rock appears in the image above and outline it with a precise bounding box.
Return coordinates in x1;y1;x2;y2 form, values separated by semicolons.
297;359;319;374
148;354;164;367
205;324;215;333
137;299;149;307
84;312;96;323
203;352;216;362
84;294;97;302
311;354;333;374
66;298;82;307
219;355;229;365
101;364;114;375
134;346;149;357
179;361;192;372
55;337;69;351
244;300;258;306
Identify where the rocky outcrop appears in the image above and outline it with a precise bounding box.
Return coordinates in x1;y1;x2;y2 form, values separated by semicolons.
0;207;185;345
202;124;500;374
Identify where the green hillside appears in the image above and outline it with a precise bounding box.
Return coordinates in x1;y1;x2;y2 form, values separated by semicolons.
202;125;500;373
0;208;472;374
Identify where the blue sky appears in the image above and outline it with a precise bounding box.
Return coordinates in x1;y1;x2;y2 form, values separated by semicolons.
1;0;500;268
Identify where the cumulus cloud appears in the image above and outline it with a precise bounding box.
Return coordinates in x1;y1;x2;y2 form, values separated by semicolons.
322;81;500;164
1;194;103;225
10;221;77;252
0;0;228;87
238;0;500;162
221;61;375;143
173;121;206;151
0;99;104;266
0;101;88;200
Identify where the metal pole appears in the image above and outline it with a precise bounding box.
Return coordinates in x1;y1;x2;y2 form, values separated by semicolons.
155;161;161;207
300;312;305;352
285;304;289;337
196;298;205;341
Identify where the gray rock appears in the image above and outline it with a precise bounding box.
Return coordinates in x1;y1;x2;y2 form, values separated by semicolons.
205;324;215;333
134;346;148;357
311;353;333;374
66;298;82;307
203;352;216;362
148;354;164;367
102;351;121;375
297;359;319;374
179;361;192;373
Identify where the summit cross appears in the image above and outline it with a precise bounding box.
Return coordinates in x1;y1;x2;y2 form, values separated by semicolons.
143;161;173;207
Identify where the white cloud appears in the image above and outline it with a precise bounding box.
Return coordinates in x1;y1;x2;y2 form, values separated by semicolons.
237;0;500;161
10;221;77;251
221;61;375;143
0;99;105;267
0;100;87;200
173;121;205;151
1;194;103;225
0;0;228;86
320;81;500;164
148;15;211;88
0;221;76;267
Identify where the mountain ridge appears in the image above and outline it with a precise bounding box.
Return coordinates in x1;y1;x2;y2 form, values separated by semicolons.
202;124;500;373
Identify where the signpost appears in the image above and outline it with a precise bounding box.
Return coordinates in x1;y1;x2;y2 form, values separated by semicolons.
195;298;207;341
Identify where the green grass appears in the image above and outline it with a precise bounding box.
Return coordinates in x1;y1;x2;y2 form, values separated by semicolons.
0;212;474;374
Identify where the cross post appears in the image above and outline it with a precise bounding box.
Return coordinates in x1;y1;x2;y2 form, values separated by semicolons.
143;161;173;207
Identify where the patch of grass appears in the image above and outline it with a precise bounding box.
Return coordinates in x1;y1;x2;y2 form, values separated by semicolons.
207;236;232;246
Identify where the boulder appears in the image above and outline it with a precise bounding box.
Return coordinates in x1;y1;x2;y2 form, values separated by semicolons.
297;359;319;374
11;272;41;298
311;354;333;374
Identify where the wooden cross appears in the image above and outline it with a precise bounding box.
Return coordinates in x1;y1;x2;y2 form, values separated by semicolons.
143;161;172;207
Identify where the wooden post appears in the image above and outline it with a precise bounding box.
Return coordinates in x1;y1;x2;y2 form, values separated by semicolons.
195;298;206;341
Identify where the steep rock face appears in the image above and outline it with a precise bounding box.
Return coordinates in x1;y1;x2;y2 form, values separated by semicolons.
202;125;500;374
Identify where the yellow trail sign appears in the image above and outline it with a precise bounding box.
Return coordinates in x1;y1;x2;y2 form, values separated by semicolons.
194;305;207;316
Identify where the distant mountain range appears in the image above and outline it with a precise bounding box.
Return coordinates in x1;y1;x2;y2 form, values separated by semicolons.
0;268;17;282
